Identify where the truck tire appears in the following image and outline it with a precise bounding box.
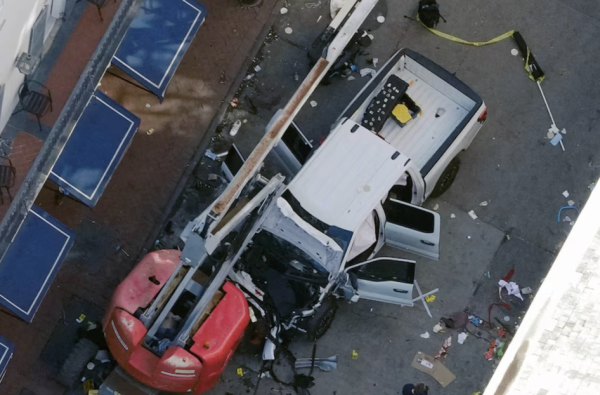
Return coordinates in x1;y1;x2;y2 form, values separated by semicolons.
430;157;461;198
305;298;338;340
57;338;99;386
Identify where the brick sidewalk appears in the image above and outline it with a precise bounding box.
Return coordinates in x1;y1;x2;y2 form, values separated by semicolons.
0;1;278;394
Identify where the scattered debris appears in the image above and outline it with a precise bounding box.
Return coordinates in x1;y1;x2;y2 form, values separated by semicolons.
567;199;575;206
435;107;446;117
589;183;596;191
76;313;86;324
468;315;484;326
425;295;436;303
562;215;572;223
499;279;524;301
468;210;478;220
433;203;439;211
115;245;130;258
420;331;430;339
484;347;494;360
457;332;468;344
237;367;244;376
285;27;293;34
521;287;533;295
254;65;262;72
317;15;322;22
230;97;238;107
377;15;385;23
486;271;491;278
434;336;451;359
146;128;154;135
510;48;518;56
412;352;456;387
433;323;445;333
145;103;151;108
450;213;456;218
557;205;579;222
497;327;506;337
367;58;379;67
219;71;227;84
550;133;563;148
359;68;376;78
503;316;510;322
347;76;355;81
352;350;358;359
562;190;570;198
295;355;338;371
479;201;488;207
280;6;288;14
310;100;318;107
229;120;242;137
244;73;254;80
204;149;228;161
467;236;471;239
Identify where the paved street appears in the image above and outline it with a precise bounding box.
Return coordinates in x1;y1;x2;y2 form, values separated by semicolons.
2;0;599;394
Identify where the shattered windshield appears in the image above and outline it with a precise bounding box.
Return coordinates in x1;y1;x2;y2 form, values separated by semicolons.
253;230;329;277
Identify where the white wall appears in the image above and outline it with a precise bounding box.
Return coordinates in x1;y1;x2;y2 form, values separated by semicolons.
0;0;63;135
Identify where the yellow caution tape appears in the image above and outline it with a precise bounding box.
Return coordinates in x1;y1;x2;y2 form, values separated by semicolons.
416;15;514;47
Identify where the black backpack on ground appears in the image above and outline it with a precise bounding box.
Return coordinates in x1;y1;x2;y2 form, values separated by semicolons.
418;0;441;28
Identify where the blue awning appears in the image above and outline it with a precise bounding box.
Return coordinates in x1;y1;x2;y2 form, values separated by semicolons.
0;206;74;323
0;335;13;383
112;0;207;100
49;90;140;207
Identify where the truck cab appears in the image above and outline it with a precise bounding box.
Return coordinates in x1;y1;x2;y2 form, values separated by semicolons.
228;116;442;345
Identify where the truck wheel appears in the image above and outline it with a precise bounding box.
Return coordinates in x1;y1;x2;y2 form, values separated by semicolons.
305;298;338;340
57;338;99;386
430;157;460;198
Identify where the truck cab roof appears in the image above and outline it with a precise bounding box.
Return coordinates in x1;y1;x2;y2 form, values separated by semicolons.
287;119;410;232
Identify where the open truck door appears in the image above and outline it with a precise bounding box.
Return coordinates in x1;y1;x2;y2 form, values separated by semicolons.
382;198;441;260
347;257;416;306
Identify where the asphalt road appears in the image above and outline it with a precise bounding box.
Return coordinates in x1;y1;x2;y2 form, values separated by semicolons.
165;0;600;393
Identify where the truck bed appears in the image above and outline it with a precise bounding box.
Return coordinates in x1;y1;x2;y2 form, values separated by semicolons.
345;51;479;172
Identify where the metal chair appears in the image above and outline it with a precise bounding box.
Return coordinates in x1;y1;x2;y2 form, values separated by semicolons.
12;80;53;131
0;157;16;205
77;0;117;22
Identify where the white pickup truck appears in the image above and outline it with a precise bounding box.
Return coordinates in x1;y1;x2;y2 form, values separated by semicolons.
104;46;487;389
268;48;487;203
196;48;487;345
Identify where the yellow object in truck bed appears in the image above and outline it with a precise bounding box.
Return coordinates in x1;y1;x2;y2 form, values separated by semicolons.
392;104;413;124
